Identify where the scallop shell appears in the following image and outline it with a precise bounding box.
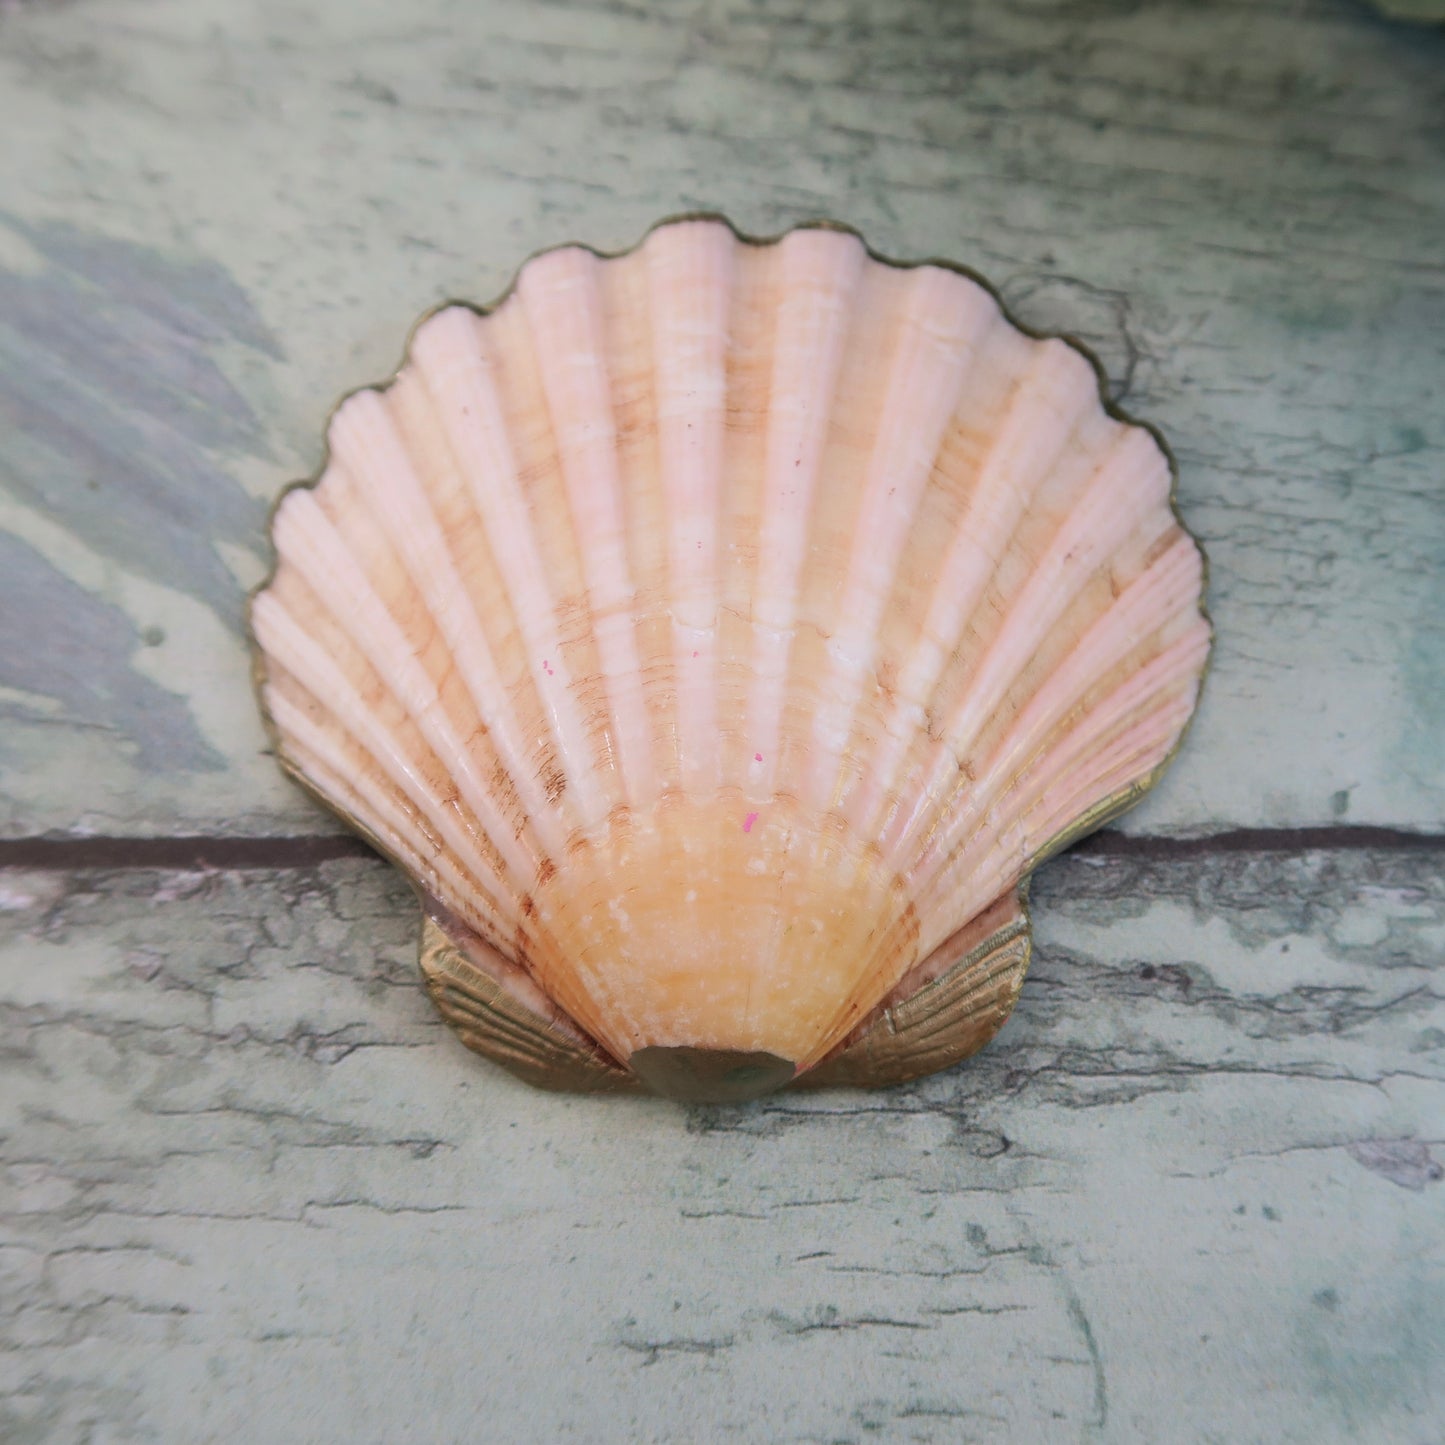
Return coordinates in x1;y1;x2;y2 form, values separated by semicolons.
251;217;1210;1102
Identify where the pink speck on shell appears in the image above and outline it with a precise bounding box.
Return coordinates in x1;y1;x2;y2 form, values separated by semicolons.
743;812;759;834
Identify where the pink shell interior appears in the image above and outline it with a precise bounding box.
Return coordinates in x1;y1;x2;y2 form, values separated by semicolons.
253;220;1209;1074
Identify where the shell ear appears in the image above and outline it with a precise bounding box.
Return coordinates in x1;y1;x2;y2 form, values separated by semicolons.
419;916;642;1095
796;889;1031;1091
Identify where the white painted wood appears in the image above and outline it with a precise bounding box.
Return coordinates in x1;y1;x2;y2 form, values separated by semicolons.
0;853;1439;1442
0;0;1442;837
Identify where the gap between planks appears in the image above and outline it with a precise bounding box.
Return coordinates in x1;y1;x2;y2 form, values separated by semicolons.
0;826;1441;873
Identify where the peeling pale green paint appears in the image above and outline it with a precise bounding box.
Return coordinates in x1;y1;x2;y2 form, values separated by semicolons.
1397;521;1445;799
1300;1270;1445;1438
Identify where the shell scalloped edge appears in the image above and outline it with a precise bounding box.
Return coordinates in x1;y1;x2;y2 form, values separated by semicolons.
249;215;1212;1100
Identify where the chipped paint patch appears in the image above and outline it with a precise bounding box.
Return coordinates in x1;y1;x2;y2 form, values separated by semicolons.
1347;1139;1443;1191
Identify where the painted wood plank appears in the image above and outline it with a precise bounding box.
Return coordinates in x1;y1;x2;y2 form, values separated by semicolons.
0;848;1439;1440
0;0;1441;839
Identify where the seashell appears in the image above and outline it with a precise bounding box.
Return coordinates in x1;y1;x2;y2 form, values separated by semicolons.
251;217;1210;1103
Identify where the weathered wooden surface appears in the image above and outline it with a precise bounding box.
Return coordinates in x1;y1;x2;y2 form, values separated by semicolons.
1;0;1443;837
2;1;1443;1440
1;850;1441;1442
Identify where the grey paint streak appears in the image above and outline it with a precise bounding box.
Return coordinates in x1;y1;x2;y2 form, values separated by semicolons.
0;214;278;622
0;532;224;773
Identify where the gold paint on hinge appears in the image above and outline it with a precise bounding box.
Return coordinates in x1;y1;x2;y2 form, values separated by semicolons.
799;888;1032;1090
420;917;642;1095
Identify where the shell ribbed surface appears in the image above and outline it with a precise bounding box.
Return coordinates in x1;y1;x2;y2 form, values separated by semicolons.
253;219;1209;1075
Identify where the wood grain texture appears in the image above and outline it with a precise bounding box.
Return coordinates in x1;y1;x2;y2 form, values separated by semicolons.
0;852;1440;1442
0;0;1442;837
1;1;1442;1439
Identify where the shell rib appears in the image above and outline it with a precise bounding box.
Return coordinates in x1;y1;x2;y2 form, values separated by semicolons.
252;218;1210;1100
